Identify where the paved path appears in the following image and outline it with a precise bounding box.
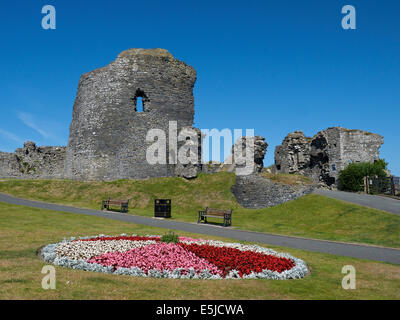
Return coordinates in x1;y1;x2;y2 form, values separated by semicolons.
314;189;400;215
0;192;399;265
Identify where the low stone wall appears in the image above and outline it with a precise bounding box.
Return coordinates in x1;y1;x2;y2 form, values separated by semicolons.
0;141;66;179
231;174;314;209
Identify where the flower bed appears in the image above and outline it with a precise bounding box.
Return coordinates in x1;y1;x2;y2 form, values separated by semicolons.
41;234;308;279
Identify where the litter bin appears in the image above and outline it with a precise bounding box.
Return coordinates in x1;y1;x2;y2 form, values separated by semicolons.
154;199;171;218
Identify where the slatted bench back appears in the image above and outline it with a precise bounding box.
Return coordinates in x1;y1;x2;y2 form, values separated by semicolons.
205;208;231;216
107;200;129;205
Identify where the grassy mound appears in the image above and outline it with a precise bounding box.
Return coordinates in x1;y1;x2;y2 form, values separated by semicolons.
0;172;399;248
261;172;313;186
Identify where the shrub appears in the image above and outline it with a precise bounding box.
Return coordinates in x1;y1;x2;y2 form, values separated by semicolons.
160;231;179;244
338;159;388;192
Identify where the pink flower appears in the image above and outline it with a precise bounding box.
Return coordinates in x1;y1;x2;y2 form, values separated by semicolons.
88;242;222;276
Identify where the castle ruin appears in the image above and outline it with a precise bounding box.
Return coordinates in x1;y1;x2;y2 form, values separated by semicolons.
66;48;198;180
0;49;202;180
274;127;384;187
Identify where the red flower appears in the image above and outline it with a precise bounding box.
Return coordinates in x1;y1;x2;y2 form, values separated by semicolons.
178;243;295;277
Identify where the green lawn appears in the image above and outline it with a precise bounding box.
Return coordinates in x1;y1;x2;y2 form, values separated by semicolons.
0;202;399;299
0;172;399;248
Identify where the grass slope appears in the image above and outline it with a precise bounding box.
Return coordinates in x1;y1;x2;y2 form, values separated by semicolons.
0;172;399;248
0;202;399;300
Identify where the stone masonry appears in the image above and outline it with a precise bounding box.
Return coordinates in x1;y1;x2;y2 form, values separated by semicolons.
0;141;66;179
231;174;314;209
274;127;384;187
65;48;198;180
209;136;268;175
221;135;314;209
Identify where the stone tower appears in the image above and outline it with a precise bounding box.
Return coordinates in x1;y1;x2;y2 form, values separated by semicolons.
65;48;197;180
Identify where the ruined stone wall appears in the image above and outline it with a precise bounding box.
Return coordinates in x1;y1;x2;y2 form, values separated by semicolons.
0;141;66;179
274;131;311;175
337;128;383;171
228;135;313;209
0;152;20;178
274;127;383;187
174;127;203;179
213;136;268;175
65;48;197;181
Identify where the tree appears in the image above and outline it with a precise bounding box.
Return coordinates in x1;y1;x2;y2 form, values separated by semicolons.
338;159;388;192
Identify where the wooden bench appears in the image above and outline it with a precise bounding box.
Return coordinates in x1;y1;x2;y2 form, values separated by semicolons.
101;198;129;213
198;207;232;227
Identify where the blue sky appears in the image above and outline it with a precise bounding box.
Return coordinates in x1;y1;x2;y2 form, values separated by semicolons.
0;0;399;174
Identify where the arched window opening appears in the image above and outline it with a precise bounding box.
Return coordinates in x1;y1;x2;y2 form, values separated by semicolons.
133;88;149;112
136;97;144;112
